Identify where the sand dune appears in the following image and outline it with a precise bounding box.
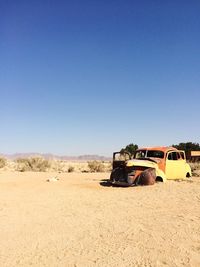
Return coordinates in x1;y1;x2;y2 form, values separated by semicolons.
0;172;200;266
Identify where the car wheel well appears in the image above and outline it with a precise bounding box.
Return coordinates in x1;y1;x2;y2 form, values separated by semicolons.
186;172;191;178
156;176;163;182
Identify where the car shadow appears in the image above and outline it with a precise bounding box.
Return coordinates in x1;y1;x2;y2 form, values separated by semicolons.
99;179;112;187
99;179;130;187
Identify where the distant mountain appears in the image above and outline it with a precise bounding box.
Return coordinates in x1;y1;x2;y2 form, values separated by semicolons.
0;153;111;161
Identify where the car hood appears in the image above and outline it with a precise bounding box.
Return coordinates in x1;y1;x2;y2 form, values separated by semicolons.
126;159;158;168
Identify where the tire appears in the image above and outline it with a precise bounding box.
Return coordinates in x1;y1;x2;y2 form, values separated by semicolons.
138;168;156;186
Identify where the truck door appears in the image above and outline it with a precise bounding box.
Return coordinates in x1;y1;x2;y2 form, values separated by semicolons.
165;152;185;179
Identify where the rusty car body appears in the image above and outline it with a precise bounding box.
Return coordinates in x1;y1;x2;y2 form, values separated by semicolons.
110;147;192;186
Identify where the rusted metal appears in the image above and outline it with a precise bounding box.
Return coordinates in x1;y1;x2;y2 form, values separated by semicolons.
137;168;156;186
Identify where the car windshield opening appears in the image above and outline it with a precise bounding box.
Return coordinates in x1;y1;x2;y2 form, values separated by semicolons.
146;150;164;158
135;150;164;159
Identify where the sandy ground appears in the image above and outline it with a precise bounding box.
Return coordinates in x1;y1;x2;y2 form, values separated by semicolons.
0;172;200;267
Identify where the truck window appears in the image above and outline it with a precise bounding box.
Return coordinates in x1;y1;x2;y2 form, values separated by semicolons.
146;150;164;158
135;150;146;158
168;152;178;160
168;153;172;160
180;152;185;159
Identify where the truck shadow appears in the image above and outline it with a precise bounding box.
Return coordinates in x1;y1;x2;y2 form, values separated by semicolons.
99;179;129;187
99;179;112;187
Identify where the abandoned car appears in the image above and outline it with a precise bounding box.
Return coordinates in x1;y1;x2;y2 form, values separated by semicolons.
110;147;192;186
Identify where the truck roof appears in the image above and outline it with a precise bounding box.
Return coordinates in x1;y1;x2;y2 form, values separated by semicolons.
136;146;178;153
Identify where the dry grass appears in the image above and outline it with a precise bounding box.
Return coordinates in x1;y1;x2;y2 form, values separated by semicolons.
3;157;199;176
190;162;200;177
87;160;106;172
0;158;112;173
15;157;51;172
0;157;7;168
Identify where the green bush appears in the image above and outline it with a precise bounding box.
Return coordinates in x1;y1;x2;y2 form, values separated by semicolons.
0;157;7;168
16;157;51;172
87;160;105;172
120;143;138;156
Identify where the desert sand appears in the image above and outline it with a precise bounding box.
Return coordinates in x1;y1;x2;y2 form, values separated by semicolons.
0;171;200;267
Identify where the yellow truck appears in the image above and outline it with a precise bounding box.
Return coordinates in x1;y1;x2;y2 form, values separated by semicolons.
110;146;191;186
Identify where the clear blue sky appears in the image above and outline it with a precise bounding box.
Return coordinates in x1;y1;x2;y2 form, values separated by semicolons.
1;0;200;156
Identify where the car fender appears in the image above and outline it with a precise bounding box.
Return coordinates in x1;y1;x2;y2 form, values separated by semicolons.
185;163;192;177
155;168;166;182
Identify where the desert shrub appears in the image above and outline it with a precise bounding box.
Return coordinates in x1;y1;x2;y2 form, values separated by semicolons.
50;160;64;172
68;166;74;173
0;157;7;168
81;170;89;173
87;160;105;172
190;162;200;177
15;158;31;172
16;157;51;172
106;161;112;172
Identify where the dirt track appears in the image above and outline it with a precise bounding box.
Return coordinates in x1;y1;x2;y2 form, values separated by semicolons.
0;172;200;267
